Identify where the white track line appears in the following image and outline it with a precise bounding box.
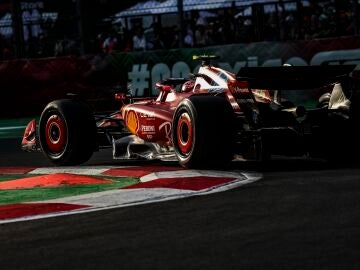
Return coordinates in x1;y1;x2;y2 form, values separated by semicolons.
29;166;135;176
0;171;262;225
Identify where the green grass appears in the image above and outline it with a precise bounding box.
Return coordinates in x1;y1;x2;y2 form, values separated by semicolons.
0;175;139;205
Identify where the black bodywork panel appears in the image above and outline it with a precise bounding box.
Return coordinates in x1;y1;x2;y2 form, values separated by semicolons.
237;65;356;90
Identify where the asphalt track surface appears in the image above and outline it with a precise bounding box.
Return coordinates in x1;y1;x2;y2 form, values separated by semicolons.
1;138;360;269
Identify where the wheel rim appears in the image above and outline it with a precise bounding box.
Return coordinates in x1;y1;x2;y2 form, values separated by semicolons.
176;112;193;155
45;114;67;154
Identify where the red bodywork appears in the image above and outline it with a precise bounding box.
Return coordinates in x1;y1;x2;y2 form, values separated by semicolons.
116;65;268;147
121;91;192;144
20;59;271;161
21;119;37;151
20;59;357;167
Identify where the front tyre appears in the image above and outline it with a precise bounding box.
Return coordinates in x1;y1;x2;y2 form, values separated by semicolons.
39;99;96;165
172;96;235;169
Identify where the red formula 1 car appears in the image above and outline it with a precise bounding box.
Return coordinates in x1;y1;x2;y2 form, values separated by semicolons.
21;55;358;168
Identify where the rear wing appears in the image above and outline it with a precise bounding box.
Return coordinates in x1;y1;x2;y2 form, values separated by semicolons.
237;65;356;90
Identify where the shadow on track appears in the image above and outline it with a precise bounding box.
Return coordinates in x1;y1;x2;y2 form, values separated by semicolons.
1;137;359;171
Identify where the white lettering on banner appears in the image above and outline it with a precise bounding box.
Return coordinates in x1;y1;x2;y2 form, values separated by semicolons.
172;61;191;78
127;49;360;97
261;58;282;67
151;63;170;96
21;2;44;10
128;64;150;96
247;56;258;67
310;49;360;66
150;62;190;95
285;57;308;66
218;61;246;73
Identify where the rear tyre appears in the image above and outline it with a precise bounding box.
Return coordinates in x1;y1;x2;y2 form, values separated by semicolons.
39;99;97;166
172;96;235;169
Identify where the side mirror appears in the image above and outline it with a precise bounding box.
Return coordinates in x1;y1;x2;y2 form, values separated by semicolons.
162;85;172;93
155;82;172;93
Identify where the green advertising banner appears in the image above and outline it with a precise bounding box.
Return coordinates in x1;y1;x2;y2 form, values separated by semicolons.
1;36;360;117
105;36;360;97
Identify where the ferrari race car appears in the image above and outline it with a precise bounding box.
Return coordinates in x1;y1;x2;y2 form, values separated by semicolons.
21;55;359;168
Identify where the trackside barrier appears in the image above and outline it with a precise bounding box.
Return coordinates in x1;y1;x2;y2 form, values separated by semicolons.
0;36;360;118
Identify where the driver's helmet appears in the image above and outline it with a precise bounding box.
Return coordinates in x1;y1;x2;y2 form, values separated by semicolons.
181;80;195;92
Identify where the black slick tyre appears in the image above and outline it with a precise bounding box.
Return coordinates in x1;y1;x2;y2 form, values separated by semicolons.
39;99;96;166
172;96;235;169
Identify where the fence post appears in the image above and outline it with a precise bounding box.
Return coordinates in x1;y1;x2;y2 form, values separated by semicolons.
178;0;184;48
11;0;24;58
75;0;86;55
353;0;359;35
